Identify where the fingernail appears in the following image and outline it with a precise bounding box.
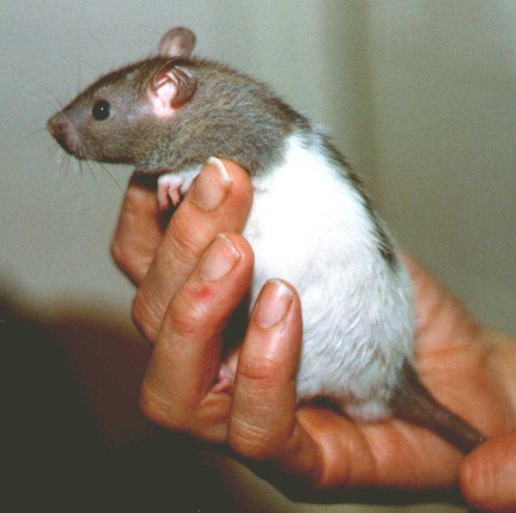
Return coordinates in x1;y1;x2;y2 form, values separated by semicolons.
192;157;232;211
254;279;293;328
200;234;241;281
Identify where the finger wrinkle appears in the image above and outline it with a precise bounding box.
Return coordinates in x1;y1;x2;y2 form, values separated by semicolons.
132;292;166;342
310;433;354;490
299;410;376;490
296;413;353;490
367;422;461;488
160;227;202;275
229;416;285;460
139;381;188;431
236;352;284;383
461;436;516;511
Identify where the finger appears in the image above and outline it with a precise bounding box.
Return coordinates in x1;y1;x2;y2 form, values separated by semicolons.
111;182;163;285
294;409;464;490
133;158;253;342
226;281;368;486
228;280;320;468
140;233;253;443
400;252;480;352
460;431;516;512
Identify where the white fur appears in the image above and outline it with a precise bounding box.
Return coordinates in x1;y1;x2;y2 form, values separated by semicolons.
244;134;415;420
171;133;415;420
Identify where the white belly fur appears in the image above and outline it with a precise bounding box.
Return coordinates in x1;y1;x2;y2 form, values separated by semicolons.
243;134;414;420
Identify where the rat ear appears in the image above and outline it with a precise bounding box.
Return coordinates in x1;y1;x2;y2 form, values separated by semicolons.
149;61;197;115
158;27;196;58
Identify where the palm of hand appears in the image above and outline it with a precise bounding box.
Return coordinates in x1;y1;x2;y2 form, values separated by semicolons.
290;255;512;490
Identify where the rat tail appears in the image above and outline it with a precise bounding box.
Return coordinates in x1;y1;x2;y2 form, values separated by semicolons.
389;362;485;453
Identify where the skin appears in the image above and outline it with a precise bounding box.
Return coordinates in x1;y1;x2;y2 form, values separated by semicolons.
111;159;516;512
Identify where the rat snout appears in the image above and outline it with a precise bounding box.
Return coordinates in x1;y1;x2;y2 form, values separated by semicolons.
47;114;84;158
47;114;66;139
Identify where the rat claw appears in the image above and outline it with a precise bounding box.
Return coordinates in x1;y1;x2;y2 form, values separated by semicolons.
213;363;235;393
168;187;181;206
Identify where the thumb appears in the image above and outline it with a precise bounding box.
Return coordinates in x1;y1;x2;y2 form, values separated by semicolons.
459;431;516;512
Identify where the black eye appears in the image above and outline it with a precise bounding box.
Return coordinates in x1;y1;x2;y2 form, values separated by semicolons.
92;100;112;121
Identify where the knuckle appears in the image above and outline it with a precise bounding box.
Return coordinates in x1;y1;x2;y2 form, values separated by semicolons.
166;290;208;338
166;217;206;268
124;184;145;204
110;238;129;270
169;217;198;249
131;292;160;342
111;238;146;283
138;385;168;426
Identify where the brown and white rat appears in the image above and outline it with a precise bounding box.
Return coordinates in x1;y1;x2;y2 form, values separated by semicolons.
47;26;484;452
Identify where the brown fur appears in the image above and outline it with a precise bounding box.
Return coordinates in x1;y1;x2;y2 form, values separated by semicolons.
49;55;397;266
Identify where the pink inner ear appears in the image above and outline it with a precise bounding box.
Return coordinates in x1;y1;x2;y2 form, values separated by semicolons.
149;73;178;118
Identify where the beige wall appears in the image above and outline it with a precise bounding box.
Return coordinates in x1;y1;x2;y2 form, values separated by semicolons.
1;0;514;331
364;0;516;333
1;1;514;512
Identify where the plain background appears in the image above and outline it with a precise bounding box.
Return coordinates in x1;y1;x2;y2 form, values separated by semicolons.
1;1;515;512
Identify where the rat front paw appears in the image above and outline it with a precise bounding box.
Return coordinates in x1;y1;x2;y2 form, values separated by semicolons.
157;173;184;209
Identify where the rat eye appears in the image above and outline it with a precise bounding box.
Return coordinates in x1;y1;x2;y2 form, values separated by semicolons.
92;100;112;121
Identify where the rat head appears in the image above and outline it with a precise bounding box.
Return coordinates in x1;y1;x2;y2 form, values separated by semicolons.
47;27;198;165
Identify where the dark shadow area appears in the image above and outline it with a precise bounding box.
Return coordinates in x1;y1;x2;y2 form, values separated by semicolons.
2;284;468;512
226;456;465;509
2;289;237;513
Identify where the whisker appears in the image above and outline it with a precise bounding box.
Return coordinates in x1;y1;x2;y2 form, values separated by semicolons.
78;158;83;179
98;162;123;190
54;152;69;189
16;68;66;112
14;71;60;112
26;127;48;138
84;158;99;186
72;55;101;79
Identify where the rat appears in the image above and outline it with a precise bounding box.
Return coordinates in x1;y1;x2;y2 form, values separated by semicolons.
47;26;484;452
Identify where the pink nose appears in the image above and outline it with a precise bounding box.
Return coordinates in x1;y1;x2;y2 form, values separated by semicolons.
46;113;80;156
47;115;64;139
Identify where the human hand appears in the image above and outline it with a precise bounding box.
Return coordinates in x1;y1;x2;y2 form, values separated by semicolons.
458;331;516;512
111;159;516;511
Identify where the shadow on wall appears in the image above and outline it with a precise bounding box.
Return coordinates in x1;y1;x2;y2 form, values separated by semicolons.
1;287;237;512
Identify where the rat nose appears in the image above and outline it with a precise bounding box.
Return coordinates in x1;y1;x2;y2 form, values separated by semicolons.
46;113;80;156
47;114;73;147
47;115;63;138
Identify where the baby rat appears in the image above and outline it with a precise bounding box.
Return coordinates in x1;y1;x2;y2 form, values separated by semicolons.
47;26;484;452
